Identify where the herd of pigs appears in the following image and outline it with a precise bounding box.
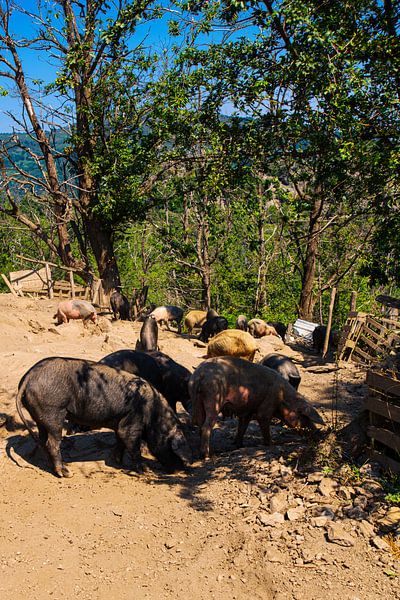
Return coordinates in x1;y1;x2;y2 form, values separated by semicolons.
16;295;329;478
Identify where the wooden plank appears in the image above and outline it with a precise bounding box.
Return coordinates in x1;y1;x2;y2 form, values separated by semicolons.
9;267;47;291
367;371;400;396
380;317;400;328
366;448;400;473
54;282;71;290
364;318;400;343
343;340;356;349
91;279;102;305
352;354;376;366
53;281;86;292
353;346;375;362
362;324;391;344
359;334;382;354
350;291;357;312
367;425;400;452
366;327;400;346
365;395;400;423
366;315;389;330
346;312;368;319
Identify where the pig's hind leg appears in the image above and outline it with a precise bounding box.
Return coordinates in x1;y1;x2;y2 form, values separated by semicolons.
117;420;145;473
46;428;72;477
234;414;252;448
255;407;272;446
200;413;218;459
112;431;126;465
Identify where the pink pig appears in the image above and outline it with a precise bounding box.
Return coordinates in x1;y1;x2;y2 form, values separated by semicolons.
54;300;97;325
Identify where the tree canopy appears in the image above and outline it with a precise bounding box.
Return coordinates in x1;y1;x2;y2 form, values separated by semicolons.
0;0;398;320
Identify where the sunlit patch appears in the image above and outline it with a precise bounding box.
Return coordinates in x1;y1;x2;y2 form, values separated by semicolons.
225;385;250;405
281;407;301;429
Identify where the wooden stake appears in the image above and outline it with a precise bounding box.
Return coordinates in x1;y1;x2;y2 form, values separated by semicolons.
91;279;102;305
1;273;19;297
45;262;53;299
69;270;75;298
322;287;337;358
350;291;357;312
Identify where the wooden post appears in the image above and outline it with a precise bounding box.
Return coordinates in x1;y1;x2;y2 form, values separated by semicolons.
1;273;19;297
131;288;138;319
322;287;337;358
69;271;76;298
350;291;357;312
45;262;54;299
99;284;107;308
91;279;102;305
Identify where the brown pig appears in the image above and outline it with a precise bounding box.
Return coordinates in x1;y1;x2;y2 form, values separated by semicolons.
248;318;279;338
189;356;324;458
54;299;97;325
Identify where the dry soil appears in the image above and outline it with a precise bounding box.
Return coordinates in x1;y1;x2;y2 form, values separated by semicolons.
0;294;399;600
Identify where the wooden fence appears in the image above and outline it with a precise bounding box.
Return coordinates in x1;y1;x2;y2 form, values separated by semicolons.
366;370;400;473
338;312;400;367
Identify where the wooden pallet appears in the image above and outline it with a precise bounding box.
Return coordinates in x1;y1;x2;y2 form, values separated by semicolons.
338;312;400;366
53;280;88;299
366;370;400;473
8;267;51;297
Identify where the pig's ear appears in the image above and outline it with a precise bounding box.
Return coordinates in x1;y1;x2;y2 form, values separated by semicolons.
299;400;324;425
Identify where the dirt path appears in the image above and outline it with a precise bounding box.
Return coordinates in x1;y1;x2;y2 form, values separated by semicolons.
0;294;398;600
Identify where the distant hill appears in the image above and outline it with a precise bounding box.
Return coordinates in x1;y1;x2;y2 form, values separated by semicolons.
0;131;68;184
0;115;250;187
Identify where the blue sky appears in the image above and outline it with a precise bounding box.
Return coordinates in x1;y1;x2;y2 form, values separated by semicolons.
0;1;254;132
0;1;204;132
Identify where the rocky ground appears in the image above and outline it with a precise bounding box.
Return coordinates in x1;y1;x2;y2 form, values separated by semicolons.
0;293;399;600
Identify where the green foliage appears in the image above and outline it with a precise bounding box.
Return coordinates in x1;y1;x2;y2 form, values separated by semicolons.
1;0;399;315
382;474;400;506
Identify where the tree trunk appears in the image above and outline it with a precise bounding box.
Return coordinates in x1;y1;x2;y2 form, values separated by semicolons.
298;196;323;320
197;220;212;309
193;195;213;310
85;214;121;295
201;264;212;309
254;182;268;314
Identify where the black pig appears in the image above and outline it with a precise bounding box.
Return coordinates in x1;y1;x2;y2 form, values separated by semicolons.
198;316;228;343
136;315;158;351
16;357;191;477
206;308;219;320
259;353;301;390
147;350;192;414
266;321;287;341
110;290;131;321
312;325;339;354
100;349;191;414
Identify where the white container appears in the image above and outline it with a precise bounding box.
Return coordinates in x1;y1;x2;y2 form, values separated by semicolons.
292;319;319;341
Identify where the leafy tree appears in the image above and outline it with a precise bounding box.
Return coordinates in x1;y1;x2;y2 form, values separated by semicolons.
0;0;174;292
176;0;399;319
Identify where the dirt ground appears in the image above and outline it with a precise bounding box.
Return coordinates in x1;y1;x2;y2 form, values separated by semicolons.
0;293;399;600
